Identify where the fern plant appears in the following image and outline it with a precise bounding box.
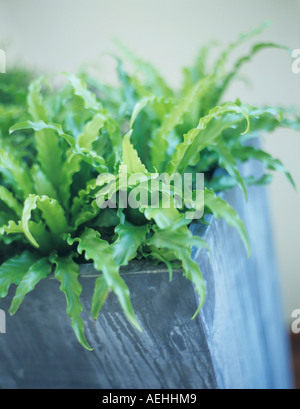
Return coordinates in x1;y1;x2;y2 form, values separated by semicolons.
0;25;299;350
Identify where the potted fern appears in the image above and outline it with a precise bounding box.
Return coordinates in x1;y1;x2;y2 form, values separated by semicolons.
0;24;298;388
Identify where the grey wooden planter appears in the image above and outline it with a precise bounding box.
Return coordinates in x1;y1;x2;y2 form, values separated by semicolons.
0;160;293;389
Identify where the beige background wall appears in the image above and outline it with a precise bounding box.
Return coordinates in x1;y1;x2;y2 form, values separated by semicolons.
1;0;299;324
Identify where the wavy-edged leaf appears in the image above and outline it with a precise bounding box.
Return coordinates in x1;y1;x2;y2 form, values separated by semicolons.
77;113;106;151
228;104;283;135
149;225;209;253
0;148;33;197
66;74;101;111
10;121;107;173
9;257;52;315
207;173;273;192
151;75;214;171
129;95;173;129
27;77;50;122
122;130;148;174
59;150;82;209
73;199;99;228
218;42;291;100
34;196;68;235
214;21;271;74
27;79;64;194
68;227;141;330
181;42;217;92
209;142;247;199
71;179;98;218
180;249;206;318
147;225;208;315
31;165;58;200
221;104;299;142
112;221;148;266
53;254;92;351
130;96;157;129
91;275;110;321
10;120;75;147
0;251;39;298
0;220;23;236
0;220;46;250
115;41;174;98
22;194;69;248
27;220;56;254
144;205;185;231
232;145;295;188
204;188;250;255
167;103;249;174
0;186;22;217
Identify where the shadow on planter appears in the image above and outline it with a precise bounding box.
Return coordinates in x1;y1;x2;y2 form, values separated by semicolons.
0;159;293;389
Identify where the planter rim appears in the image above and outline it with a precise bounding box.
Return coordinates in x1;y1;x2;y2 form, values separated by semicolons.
66;216;212;279
47;216;213;279
78;260;184;278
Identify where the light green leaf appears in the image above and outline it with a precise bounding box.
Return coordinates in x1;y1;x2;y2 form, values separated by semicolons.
27;80;65;195
147;225;208;315
10;120;75;147
112;221;148;266
53;254;93;351
233;145;295;188
91;275;110;320
0;186;23;217
9;257;52;315
66;74;101;111
27;77;50;122
151;75;214;171
144;205;185;230
167;103;249;174
31;165;58;200
78;113;106;151
148;225;209;253
209;142;247;199
22;194;69;248
27;221;55;254
72;199;99;228
69;227;141;330
207;173;273;192
180;250;206;318
214;21;272;74
59;150;82;209
218;43;291;100
114;41;174;97
71;179;98;217
10;120;107;174
122;130;148;174
0;252;39;298
0;148;33;198
204;188;250;255
130;96;157;129
0;220;23;236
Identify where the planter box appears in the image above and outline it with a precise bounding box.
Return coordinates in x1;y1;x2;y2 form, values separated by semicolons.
0;160;293;389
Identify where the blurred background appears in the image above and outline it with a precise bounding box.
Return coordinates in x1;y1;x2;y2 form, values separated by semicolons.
0;0;299;329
